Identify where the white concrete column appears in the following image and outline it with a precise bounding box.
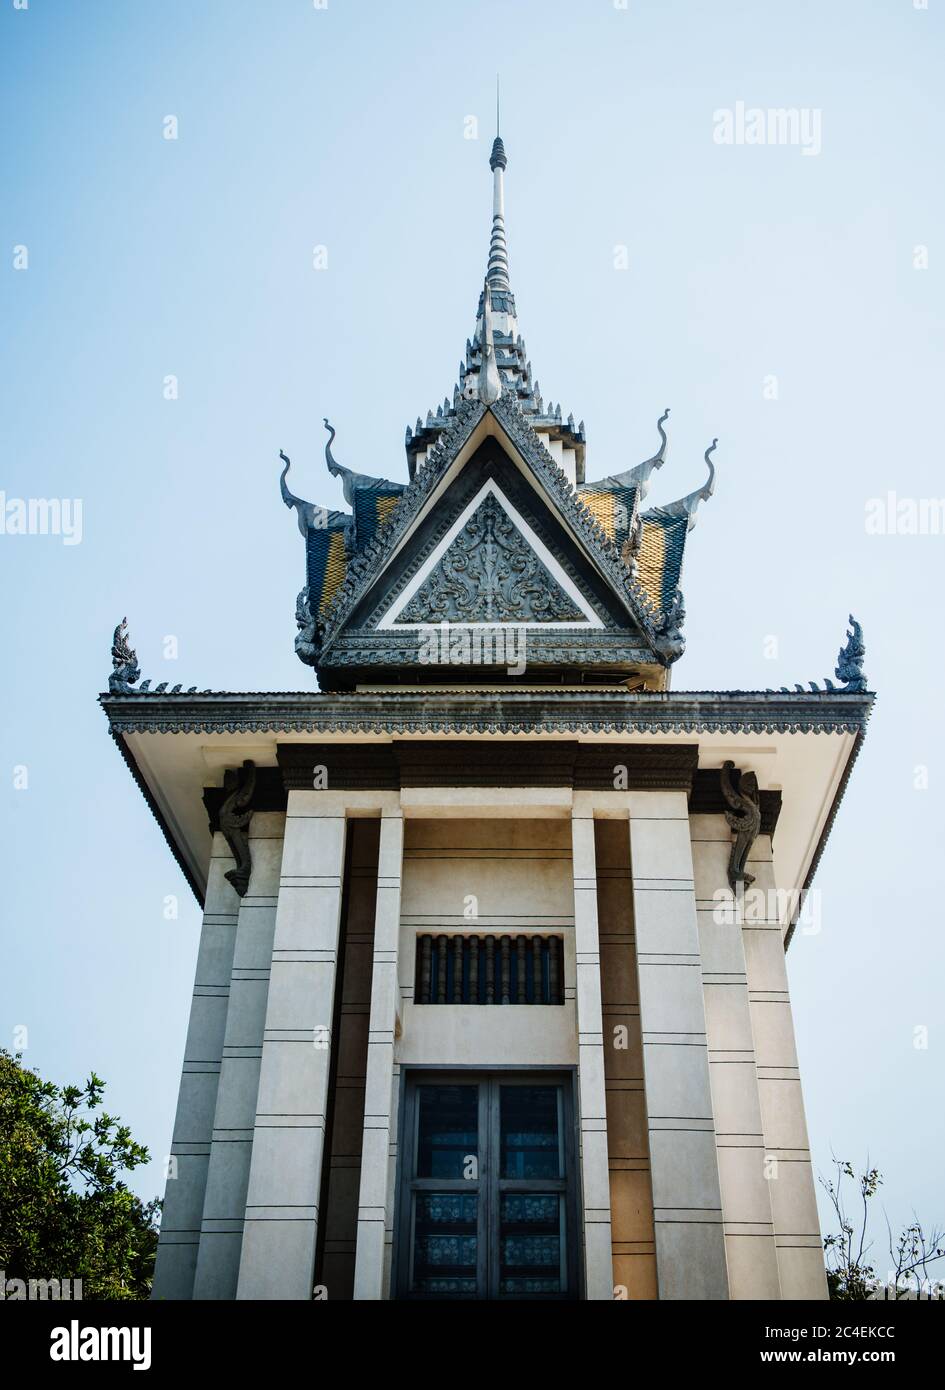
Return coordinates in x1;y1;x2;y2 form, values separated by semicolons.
236;792;347;1299
353;810;404;1300
192;813;284;1299
744;837;828;1299
151;835;239;1300
571;798;614;1300
630;791;729;1300
691;813;781;1299
381;1059;402;1299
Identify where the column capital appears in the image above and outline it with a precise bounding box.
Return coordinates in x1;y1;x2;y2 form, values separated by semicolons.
285;789;401;817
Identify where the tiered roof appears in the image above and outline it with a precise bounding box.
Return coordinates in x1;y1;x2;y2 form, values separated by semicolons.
279;132;720;682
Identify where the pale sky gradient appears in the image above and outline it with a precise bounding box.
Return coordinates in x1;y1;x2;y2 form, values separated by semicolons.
2;0;943;1268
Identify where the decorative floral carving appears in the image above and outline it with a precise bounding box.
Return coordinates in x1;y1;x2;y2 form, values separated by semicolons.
397;492;585;624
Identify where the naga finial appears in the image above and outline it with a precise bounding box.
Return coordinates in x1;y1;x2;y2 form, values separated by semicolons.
834;614;867;692
317;418;402;506
323;418;342;478
279;449;305;536
651;407;671;461
583;408;670;499
629;407;671;496
109;617;141;693
280;447;331;537
660;437;718;531
703;437;718;493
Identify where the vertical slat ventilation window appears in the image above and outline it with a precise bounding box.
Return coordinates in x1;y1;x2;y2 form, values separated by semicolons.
414;934;564;1004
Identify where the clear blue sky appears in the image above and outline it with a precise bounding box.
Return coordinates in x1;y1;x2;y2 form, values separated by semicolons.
2;0;943;1270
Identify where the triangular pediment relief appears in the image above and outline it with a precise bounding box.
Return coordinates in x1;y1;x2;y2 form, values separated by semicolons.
380;481;602;629
314;396;675;679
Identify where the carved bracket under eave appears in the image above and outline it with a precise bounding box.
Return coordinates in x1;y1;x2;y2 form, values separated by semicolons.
720;759;762;892
218;759;257;897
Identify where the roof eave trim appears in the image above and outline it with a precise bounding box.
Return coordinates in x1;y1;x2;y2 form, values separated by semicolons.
99;689;875;739
108;728;207;908
784;724;868;952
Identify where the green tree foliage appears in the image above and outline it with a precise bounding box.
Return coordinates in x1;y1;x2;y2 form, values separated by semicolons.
0;1050;159;1299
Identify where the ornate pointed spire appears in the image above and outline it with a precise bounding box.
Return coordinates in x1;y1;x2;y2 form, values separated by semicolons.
486;74;509;291
405;112;586;483
478;277;502;404
487;130;510;292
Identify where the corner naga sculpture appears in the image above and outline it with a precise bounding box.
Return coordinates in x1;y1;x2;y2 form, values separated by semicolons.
109;617;141;693
835;614;867;692
219;759;257;897
653;587;686;663
294;587;320;666
107;617;207;695
763;615;869;695
720;759;762;892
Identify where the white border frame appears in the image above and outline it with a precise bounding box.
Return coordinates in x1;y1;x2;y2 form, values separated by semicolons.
378;479;604;631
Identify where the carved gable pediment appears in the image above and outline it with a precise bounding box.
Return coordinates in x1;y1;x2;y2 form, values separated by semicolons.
382;481;600;629
315;400;671;686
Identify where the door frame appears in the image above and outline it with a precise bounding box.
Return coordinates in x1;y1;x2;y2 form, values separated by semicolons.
393;1066;582;1301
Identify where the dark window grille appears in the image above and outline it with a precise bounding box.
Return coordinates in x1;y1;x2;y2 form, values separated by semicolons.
414;934;564;1005
395;1073;578;1300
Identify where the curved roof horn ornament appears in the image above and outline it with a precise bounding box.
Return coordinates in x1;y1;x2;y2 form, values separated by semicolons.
623;406;670;500
279;450;315;537
280;449;347;537
661;437;717;531
321;418;403;505
324;417;343;480
579;408;669;498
